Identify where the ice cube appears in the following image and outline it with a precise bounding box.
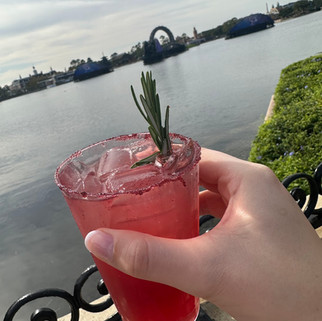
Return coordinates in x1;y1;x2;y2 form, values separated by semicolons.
71;160;95;181
59;162;82;190
97;147;133;182
97;151;110;180
109;164;162;193
77;171;102;195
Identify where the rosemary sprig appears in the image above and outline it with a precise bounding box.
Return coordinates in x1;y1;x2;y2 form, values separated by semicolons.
131;71;172;168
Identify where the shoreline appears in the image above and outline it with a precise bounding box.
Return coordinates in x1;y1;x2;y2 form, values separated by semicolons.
264;94;275;121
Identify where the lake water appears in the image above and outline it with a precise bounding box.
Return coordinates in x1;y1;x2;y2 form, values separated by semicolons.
1;11;322;318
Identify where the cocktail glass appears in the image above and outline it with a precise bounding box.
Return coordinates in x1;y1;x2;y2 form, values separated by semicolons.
55;133;201;321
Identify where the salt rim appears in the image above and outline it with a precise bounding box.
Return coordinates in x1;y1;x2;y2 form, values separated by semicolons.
55;133;201;200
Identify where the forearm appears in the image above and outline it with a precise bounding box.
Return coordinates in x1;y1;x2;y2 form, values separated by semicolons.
221;237;322;321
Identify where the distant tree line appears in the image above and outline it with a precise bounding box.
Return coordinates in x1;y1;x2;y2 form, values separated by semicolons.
277;0;321;18
1;44;145;102
0;70;58;101
200;17;241;41
69;42;144;72
199;0;322;41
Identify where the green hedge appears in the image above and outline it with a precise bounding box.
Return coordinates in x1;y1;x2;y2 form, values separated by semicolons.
249;54;322;181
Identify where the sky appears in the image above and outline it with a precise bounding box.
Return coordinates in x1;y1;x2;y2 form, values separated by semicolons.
0;0;275;87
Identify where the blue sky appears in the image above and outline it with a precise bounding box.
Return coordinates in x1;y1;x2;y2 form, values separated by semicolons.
0;0;276;86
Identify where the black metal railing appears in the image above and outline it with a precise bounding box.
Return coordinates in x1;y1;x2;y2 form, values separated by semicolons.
4;264;119;321
4;164;321;321
3;262;212;321
282;163;322;228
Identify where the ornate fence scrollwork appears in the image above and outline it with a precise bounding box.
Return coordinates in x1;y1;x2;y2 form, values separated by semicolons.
73;265;113;313
3;261;210;321
3;265;121;321
282;163;322;228
4;289;79;321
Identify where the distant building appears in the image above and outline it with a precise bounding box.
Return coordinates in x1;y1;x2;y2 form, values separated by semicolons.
270;7;280;15
266;3;280;15
33;66;38;76
9;77;29;92
54;71;74;85
187;27;205;46
193;27;198;39
269;8;279;15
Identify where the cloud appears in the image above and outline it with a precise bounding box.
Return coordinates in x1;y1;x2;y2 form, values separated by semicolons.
0;1;113;37
0;0;266;86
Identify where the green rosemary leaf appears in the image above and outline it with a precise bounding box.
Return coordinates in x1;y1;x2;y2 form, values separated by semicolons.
141;72;154;111
130;71;172;167
141;80;151;109
165;106;172;154
155;93;162;131
131;85;148;122
148;125;162;151
131;152;159;169
140;96;161;136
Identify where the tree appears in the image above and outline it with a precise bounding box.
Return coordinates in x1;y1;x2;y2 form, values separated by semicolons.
111;52;118;59
130;42;144;60
313;0;322;8
159;35;165;43
101;56;109;64
278;6;294;18
294;0;310;13
159;35;169;45
0;86;11;101
69;59;82;70
222;17;239;35
100;56;112;68
25;77;38;92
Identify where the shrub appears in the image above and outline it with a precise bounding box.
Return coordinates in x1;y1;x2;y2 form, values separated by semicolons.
249;54;322;182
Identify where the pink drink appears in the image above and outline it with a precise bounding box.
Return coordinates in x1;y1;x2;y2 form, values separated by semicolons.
55;133;201;321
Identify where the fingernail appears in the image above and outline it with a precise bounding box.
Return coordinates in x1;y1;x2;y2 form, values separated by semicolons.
85;230;114;262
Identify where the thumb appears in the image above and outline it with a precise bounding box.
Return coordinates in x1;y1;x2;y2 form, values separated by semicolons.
84;228;219;298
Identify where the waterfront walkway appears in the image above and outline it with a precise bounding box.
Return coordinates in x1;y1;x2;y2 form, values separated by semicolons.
57;298;236;321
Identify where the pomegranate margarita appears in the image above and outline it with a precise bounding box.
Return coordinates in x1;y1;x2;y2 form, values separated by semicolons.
55;133;201;321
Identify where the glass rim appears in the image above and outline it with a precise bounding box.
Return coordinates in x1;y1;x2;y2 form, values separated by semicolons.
55;132;201;200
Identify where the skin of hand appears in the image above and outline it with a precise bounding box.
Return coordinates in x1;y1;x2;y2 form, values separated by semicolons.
85;148;322;321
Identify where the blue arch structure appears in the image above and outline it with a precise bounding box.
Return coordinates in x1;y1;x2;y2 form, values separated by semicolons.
143;26;186;65
149;26;175;43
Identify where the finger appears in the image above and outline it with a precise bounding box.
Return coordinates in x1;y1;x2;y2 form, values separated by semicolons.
199;190;226;218
200;148;244;183
199;148;270;200
85;228;222;299
199;148;240;195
